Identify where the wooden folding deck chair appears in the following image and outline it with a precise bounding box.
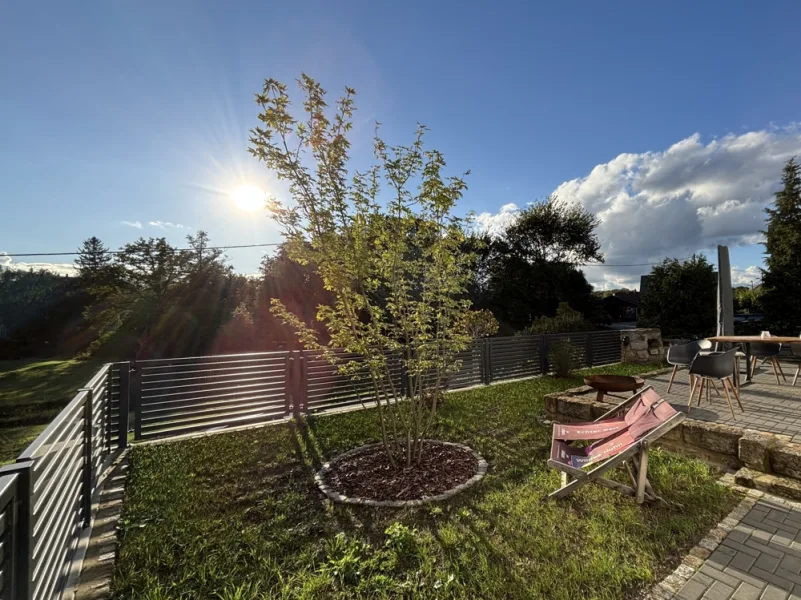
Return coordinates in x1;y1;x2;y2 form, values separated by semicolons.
547;386;685;504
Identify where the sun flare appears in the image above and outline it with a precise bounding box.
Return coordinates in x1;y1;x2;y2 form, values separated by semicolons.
232;184;265;212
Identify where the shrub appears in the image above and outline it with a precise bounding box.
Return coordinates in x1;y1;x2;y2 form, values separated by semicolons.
520;302;594;335
548;340;576;377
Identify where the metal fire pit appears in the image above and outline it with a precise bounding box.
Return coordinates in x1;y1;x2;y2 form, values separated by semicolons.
583;375;645;403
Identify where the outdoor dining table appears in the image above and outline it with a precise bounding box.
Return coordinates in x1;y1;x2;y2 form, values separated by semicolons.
706;335;800;383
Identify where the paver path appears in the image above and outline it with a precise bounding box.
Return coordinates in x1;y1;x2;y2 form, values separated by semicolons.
676;496;801;600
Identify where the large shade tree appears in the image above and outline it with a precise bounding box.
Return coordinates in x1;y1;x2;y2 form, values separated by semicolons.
470;197;604;330
249;75;473;467
761;158;801;333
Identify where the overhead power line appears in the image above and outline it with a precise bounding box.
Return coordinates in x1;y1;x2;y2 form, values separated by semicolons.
0;246;692;268
1;243;281;258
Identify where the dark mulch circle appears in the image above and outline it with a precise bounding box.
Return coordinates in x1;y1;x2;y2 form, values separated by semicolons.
324;441;478;502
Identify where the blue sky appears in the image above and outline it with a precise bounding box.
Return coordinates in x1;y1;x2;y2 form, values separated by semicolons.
2;0;800;288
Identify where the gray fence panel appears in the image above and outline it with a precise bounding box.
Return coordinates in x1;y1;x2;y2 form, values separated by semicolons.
487;336;542;382
135;353;291;440
305;350;404;413
0;473;18;600
591;330;622;366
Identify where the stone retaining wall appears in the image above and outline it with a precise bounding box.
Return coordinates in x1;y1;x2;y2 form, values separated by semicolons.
621;328;666;364
543;381;801;481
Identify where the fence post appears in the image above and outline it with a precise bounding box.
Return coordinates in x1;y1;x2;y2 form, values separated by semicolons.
80;388;94;526
296;351;307;416
131;363;143;441
284;354;295;417
586;334;595;368
483;338;493;384
118;362;131;449
0;460;34;600
539;335;549;375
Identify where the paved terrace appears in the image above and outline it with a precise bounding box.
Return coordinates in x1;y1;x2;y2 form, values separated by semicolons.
644;360;801;442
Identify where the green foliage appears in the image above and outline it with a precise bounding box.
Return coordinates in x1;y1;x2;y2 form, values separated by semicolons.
762;158;801;333
0;269;88;359
733;286;764;314
249;75;473;466
638;255;716;338
548;339;576;377
521;302;596;335
469;197;604;330
113;363;738;600
463;309;499;338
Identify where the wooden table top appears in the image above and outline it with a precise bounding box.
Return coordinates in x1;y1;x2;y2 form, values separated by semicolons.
707;335;801;343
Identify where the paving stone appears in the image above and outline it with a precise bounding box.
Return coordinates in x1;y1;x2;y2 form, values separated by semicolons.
755;552;782;573
703;580;736;600
761;584;790;600
729;552;757;572
731;582;761;599
677;579;707;600
781;555;801;574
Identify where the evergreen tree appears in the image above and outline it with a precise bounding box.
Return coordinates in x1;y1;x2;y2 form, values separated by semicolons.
75;236;113;286
762;158;801;333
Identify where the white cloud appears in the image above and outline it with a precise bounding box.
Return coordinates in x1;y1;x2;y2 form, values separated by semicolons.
731;265;762;287
121;220;142;229
472;203;520;236
0;253;77;277
149;221;189;230
477;126;801;290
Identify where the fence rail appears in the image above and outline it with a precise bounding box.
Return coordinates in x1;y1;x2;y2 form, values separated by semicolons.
1;329;621;599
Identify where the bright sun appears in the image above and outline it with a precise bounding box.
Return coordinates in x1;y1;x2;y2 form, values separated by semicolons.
232;184;265;212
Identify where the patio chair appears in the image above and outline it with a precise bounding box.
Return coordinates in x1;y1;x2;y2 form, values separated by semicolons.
688;349;743;419
548;386;685;504
666;340;713;393
750;342;786;385
791;343;801;387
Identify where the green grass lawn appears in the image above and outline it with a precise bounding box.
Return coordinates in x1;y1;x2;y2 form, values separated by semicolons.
0;358;103;464
114;363;740;600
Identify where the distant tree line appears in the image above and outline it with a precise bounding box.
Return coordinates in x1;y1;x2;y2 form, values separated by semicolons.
0;196;614;360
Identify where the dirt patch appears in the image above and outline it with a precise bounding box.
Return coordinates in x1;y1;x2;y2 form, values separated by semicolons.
323;441;479;502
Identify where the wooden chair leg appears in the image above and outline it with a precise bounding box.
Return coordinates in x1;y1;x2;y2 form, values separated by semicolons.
667;365;678;393
696;378;706;407
720;378;737;419
771;358;782;385
636;441;649;505
775;358;787;382
794;364;801;387
752;356;758;375
688;377;698;412
710;379;722;396
728;377;744;412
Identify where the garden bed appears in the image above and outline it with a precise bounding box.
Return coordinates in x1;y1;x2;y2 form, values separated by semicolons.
113;363;741;600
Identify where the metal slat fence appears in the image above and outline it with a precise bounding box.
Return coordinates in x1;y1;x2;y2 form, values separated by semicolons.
1;329;622;599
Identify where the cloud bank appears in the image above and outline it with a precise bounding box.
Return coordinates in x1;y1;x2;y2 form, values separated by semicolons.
476;127;800;289
0;253;77;277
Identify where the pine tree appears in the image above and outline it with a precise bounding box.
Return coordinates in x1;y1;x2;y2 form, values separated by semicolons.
761;158;801;332
75;236;112;285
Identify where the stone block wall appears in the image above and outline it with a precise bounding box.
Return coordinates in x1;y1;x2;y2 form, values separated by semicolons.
621;328;666;363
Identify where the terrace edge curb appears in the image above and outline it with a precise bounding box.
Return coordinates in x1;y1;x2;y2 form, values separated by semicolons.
314;440;488;507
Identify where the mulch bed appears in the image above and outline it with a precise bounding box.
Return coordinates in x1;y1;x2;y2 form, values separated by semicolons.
324;441;478;501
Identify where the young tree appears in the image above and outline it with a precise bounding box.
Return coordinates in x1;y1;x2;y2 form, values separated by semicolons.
638;254;716;338
761;158;801;333
249;75;473;467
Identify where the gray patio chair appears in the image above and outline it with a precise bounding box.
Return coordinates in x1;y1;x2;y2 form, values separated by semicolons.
750;342;786;385
688;349;743;419
666;339;713;393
